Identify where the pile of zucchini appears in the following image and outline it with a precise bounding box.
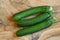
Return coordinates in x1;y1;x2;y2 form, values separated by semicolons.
13;6;56;36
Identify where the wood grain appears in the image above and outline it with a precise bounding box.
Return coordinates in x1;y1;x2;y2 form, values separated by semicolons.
0;0;60;40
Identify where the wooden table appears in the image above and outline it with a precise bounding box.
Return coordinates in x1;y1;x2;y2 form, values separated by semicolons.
0;0;60;40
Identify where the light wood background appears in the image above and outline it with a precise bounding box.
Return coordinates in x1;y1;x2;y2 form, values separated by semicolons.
0;0;60;40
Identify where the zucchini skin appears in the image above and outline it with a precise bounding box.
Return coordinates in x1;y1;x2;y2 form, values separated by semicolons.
16;17;55;36
13;6;52;21
17;11;53;27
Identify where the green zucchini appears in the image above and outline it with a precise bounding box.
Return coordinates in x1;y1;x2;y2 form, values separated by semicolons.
13;6;52;21
17;11;53;27
16;17;56;36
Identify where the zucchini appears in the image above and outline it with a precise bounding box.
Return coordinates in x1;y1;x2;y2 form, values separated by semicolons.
13;6;52;21
17;11;53;27
16;17;55;36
